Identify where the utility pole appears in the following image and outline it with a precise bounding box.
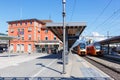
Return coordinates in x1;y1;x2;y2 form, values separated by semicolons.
107;31;109;39
62;0;66;74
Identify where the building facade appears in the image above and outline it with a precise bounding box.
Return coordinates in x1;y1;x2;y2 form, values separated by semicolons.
8;19;62;53
0;33;8;53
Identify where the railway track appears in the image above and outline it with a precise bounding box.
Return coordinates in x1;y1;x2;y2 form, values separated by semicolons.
83;56;120;80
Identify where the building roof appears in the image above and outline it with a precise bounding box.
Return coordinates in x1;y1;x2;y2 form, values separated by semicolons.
7;18;52;24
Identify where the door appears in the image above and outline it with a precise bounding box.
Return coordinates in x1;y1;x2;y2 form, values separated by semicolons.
21;44;24;53
17;44;20;52
28;44;32;52
10;44;14;52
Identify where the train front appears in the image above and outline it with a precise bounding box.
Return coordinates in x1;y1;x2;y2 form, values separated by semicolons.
94;43;103;56
79;43;87;56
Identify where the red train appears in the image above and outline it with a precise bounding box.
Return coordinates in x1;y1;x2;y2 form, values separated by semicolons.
86;42;103;56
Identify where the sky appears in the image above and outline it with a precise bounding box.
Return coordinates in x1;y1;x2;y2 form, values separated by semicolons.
0;0;120;41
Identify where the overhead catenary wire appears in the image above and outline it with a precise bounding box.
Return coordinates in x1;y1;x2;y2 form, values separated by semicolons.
102;13;120;33
91;0;113;26
94;8;120;31
70;0;76;21
84;0;113;37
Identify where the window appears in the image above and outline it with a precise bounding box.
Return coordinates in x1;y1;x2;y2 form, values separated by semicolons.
21;35;24;40
20;22;22;25
18;35;20;40
45;36;48;40
38;28;40;32
28;27;32;32
10;29;14;33
30;21;32;24
16;23;17;26
45;29;48;33
28;34;31;40
17;29;20;38
21;29;24;35
18;28;20;32
54;36;56;40
25;22;27;25
38;35;40;41
80;43;86;49
22;37;24;40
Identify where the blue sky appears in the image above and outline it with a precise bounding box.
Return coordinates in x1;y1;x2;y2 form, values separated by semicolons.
0;0;120;39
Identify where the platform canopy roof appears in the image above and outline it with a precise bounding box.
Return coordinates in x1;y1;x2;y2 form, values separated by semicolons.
46;22;86;48
99;36;120;45
0;35;18;40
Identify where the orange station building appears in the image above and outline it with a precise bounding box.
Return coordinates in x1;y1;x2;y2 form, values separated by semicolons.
7;19;62;53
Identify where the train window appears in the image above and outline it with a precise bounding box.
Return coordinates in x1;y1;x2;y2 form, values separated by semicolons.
95;45;100;50
80;43;86;49
94;43;101;50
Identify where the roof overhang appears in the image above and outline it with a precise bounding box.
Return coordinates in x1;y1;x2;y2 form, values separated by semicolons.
0;36;18;40
99;36;120;45
46;22;86;48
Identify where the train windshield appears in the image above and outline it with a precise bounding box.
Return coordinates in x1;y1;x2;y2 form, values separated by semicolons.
80;43;86;49
95;43;101;50
95;46;100;50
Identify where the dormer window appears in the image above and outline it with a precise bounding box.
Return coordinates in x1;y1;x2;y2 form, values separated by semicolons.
30;21;32;24
20;22;22;25
16;23;17;26
25;22;27;25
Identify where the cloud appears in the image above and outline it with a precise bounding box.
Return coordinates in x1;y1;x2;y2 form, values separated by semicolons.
92;32;106;41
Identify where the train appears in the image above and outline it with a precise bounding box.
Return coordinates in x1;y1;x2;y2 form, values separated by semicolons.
72;42;87;56
72;41;103;56
86;42;103;56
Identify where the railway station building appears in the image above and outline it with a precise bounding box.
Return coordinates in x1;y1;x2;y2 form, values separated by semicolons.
7;19;62;53
7;18;86;54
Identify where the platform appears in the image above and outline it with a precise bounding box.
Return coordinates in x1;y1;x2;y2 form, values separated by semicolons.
0;53;113;80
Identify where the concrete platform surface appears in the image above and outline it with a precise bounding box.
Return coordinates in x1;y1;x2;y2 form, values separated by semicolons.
0;53;113;80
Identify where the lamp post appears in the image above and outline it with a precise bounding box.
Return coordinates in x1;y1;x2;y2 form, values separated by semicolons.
62;0;66;74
